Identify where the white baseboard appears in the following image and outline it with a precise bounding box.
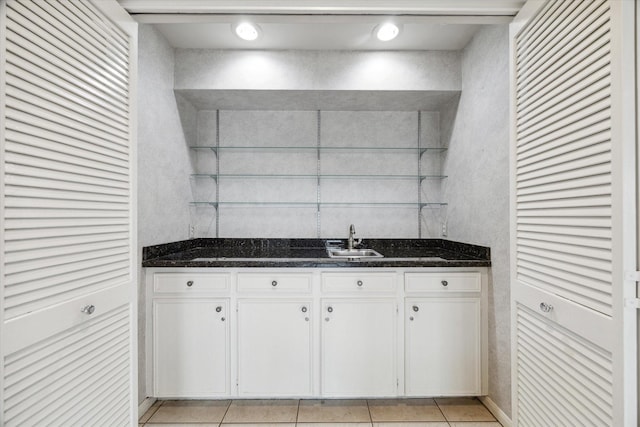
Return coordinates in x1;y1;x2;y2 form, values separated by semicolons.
479;395;512;427
138;397;157;421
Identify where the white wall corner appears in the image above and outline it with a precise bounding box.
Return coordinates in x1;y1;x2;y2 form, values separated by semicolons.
479;395;512;427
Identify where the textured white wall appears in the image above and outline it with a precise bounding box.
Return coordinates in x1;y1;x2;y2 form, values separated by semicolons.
137;25;194;404
174;50;461;91
441;25;511;416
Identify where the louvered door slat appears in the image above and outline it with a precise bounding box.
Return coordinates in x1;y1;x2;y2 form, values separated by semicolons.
7;80;129;140
6;47;129;121
516;306;614;426
6;123;129;165
15;1;129;85
2;0;135;423
5;57;127;126
6;165;129;193
48;3;129;63
514;0;567;60
3;305;131;425
7;2;128;98
5;28;128;109
7;96;129;148
516;0;607;90
515;0;613;316
65;0;129;51
6;109;129;155
512;2;623;421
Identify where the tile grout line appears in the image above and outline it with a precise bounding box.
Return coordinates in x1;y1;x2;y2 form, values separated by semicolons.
218;399;233;425
295;398;301;424
366;399;373;426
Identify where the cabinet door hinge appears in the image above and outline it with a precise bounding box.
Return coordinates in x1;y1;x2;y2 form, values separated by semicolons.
624;271;640;309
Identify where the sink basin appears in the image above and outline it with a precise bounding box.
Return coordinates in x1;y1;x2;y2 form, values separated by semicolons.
327;248;384;259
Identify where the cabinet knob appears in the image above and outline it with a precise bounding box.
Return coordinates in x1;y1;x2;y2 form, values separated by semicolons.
357;280;363;287
327;306;333;313
216;306;222;313
441;280;448;287
221;317;226;322
409;316;414;321
325;317;330;322
272;280;278;287
186;280;194;287
412;305;419;312
539;302;554;313
81;305;95;315
301;306;308;313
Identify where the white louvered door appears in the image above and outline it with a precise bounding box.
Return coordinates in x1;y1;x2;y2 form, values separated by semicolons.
0;0;137;425
511;0;637;425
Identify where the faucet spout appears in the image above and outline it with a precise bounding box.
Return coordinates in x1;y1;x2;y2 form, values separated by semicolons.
347;224;361;250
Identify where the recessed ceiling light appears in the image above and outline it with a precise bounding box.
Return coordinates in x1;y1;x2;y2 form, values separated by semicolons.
234;22;261;41
375;23;400;42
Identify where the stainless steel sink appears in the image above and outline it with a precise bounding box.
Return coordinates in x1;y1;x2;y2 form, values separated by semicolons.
327;248;384;259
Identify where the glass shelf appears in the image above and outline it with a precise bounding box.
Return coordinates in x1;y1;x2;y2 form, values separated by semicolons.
191;173;447;180
190;201;447;208
190;145;446;154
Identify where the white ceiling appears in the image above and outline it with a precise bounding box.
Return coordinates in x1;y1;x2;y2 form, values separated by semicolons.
153;19;481;51
123;0;524;51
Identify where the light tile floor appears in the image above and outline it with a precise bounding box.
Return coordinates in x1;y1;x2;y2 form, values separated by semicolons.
139;398;502;427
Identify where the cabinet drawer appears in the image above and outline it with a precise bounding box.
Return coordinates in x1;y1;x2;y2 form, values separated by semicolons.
237;273;312;293
405;272;480;293
154;273;230;294
322;273;396;293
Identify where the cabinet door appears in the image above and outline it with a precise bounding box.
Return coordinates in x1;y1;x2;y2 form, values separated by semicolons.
237;300;312;396
406;298;481;396
154;299;229;397
321;299;397;397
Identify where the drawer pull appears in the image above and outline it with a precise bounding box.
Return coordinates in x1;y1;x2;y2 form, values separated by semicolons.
441;280;448;287
186;280;194;287
216;306;222;313
412;305;419;312
539;302;554;313
272;280;278;287
81;305;95;315
357;280;363;287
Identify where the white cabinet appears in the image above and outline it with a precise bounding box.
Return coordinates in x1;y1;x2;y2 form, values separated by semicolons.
405;298;481;395
237;299;313;396
236;272;314;396
321;271;398;397
148;267;487;399
321;299;397;397
153;299;229;397
404;272;484;396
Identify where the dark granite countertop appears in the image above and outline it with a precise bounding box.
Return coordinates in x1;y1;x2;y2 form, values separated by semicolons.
142;238;491;268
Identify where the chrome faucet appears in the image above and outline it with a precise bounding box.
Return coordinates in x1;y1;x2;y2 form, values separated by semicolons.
347;224;362;250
